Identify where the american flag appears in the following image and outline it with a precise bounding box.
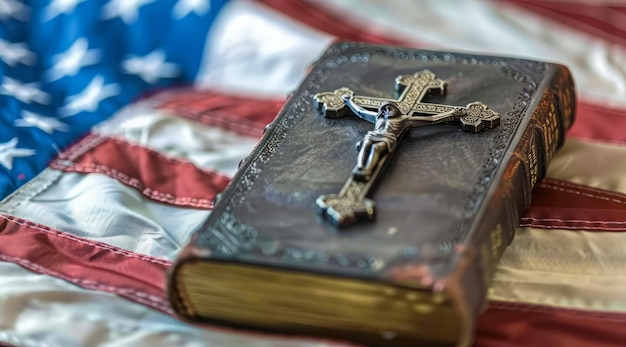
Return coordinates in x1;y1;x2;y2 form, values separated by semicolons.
0;0;625;346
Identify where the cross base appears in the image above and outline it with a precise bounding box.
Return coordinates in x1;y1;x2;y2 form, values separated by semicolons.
316;192;375;227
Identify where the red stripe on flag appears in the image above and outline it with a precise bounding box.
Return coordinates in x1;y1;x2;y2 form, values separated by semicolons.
161;90;626;145
569;100;626;145
50;135;229;209
0;215;171;313
501;0;626;48
476;302;626;347
156;90;285;138
522;178;626;231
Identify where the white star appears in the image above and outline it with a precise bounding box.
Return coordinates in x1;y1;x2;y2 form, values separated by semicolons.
122;50;180;84
46;38;100;82
101;0;155;24
15;111;69;134
60;75;120;117
0;138;35;170
0;0;29;21
0;39;35;67
44;0;87;21
172;0;210;19
1;77;50;104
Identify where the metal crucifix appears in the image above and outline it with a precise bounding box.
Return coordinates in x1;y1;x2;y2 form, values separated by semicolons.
313;70;500;227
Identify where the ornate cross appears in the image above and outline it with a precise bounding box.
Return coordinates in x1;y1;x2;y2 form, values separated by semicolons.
313;70;500;227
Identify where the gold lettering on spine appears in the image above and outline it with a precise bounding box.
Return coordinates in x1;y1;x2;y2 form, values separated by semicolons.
528;143;538;187
561;87;572;125
521;136;539;189
543;94;559;162
532;92;560;164
544;101;559;160
558;69;575;129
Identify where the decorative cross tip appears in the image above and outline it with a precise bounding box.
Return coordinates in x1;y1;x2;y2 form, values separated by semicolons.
395;70;446;96
313;87;355;118
458;102;500;132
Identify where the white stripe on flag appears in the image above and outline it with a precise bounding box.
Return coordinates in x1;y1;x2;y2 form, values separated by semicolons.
547;138;626;194
491;226;626;312
94;99;260;177
196;0;335;97
0;169;209;260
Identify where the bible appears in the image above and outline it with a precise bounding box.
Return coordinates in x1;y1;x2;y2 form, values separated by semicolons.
167;42;575;347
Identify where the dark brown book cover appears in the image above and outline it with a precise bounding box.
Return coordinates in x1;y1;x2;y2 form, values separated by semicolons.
167;42;575;347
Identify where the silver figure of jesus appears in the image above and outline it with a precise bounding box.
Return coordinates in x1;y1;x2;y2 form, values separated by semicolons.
342;94;409;181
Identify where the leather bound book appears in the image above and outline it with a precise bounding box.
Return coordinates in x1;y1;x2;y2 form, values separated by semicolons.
168;42;576;347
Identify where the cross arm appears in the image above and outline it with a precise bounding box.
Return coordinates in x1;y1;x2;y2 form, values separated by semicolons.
407;110;459;128
342;94;377;123
408;101;500;132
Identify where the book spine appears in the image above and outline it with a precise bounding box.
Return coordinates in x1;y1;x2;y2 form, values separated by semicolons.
482;65;575;287
454;66;576;346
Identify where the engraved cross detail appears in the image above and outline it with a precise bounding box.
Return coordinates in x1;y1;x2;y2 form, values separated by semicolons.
313;70;500;227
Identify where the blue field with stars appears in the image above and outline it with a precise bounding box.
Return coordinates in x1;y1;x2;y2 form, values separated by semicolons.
0;0;229;198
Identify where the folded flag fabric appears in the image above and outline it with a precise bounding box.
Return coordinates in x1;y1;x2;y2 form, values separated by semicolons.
1;0;626;346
